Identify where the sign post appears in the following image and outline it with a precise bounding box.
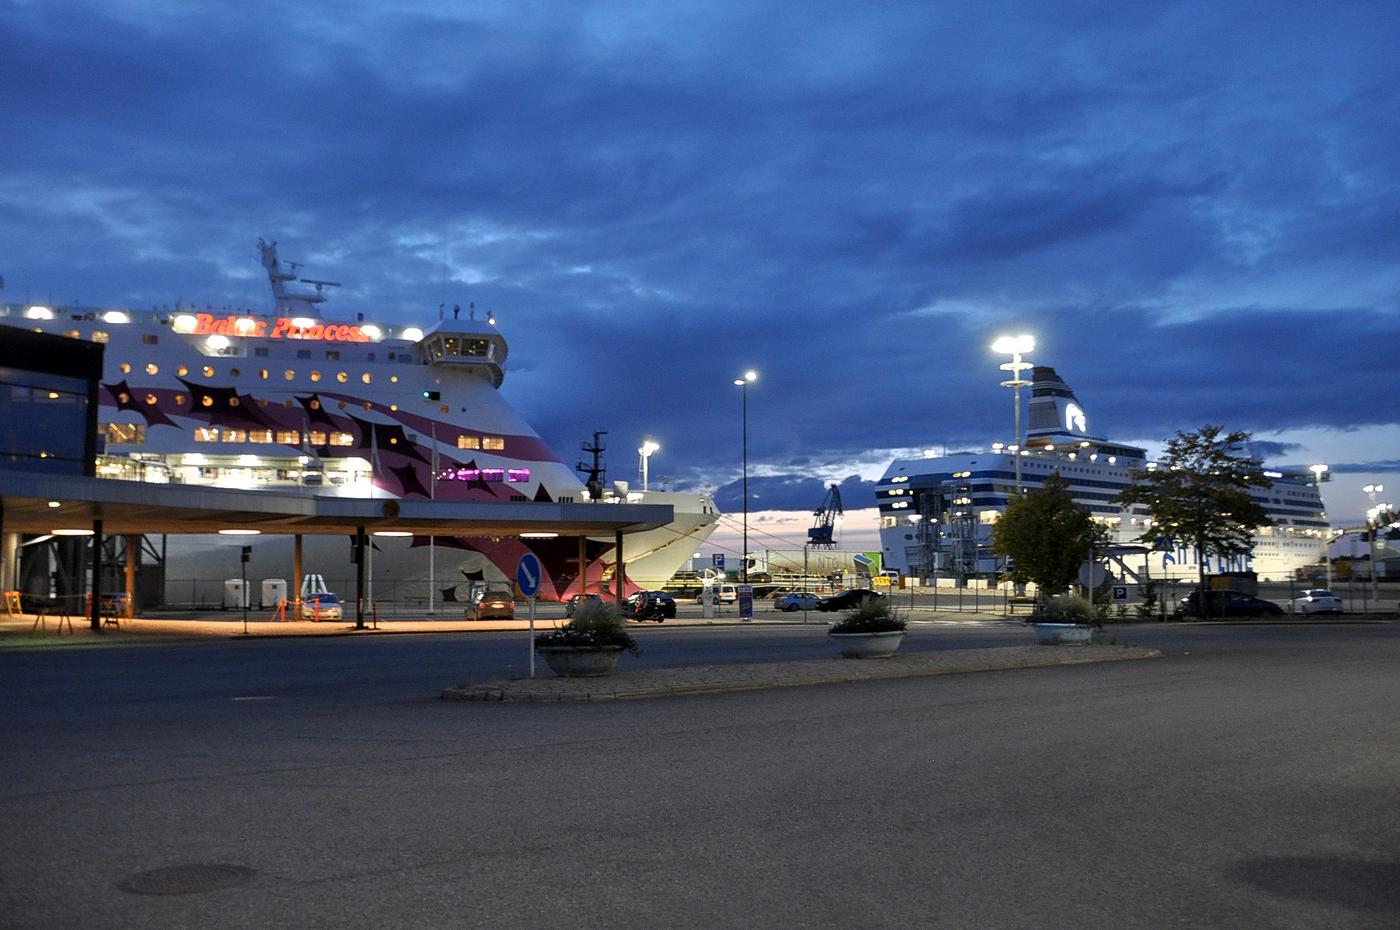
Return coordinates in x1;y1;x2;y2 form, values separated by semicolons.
738;584;753;621
516;553;542;678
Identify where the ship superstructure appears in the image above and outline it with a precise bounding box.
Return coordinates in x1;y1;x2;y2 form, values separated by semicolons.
875;367;1328;583
0;240;718;599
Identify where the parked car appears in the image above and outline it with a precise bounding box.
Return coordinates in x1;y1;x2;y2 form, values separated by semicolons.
774;591;820;612
627;590;676;621
816;589;884;612
1291;588;1344;616
565;593;603;617
470;587;515;621
695;584;738;604
1178;590;1283;618
299;592;342;621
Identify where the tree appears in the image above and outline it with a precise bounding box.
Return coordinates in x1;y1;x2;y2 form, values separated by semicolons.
993;474;1109;600
1114;425;1272;612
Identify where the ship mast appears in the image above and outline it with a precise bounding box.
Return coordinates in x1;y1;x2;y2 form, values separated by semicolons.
257;238;340;316
576;431;607;501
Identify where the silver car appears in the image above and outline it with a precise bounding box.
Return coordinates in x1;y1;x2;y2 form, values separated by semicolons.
774;591;820;612
1291;588;1343;615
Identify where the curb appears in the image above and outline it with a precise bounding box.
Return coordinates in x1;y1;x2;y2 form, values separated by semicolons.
441;644;1163;703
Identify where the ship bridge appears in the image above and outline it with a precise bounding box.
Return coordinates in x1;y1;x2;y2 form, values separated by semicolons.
418;322;507;389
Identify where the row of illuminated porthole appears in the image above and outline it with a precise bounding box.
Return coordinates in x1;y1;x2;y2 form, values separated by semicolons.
100;411;504;451
118;361;399;386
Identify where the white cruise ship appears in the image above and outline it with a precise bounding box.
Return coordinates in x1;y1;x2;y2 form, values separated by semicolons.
0;240;719;601
875;366;1329;583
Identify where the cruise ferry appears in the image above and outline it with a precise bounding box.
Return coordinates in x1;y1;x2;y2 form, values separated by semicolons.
0;240;719;601
874;366;1329;583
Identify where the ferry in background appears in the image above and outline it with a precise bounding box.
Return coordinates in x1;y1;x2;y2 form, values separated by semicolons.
0;239;719;601
875;366;1329;584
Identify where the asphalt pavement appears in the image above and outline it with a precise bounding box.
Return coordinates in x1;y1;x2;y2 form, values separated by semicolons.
3;620;1399;928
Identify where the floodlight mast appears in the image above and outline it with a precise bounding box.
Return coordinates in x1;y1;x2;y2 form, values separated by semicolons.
992;335;1035;497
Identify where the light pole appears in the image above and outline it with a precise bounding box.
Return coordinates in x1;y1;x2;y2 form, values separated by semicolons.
734;370;757;585
992;335;1035;498
638;438;659;492
1309;464;1331;585
1364;483;1386;604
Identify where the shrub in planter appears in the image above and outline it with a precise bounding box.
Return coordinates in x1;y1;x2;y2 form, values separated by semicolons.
534;598;640;655
829;597;908;634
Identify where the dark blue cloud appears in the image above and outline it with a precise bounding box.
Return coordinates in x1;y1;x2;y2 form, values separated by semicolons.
2;0;1398;513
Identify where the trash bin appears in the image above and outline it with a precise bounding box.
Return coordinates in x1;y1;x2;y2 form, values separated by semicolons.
223;579;248;609
261;578;287;610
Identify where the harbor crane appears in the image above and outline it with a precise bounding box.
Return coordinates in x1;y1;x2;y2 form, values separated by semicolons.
808;483;843;549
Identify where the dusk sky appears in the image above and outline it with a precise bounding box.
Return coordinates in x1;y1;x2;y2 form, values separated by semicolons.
3;0;1398;553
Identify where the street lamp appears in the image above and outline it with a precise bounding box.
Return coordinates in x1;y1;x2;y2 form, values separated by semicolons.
638;438;660;492
992;334;1035;497
734;370;757;586
1364;483;1387;604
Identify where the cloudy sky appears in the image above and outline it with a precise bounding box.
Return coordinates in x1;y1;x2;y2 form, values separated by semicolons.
3;0;1398;552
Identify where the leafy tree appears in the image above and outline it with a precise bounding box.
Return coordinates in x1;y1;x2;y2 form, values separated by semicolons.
993;474;1109;601
1114;425;1272;612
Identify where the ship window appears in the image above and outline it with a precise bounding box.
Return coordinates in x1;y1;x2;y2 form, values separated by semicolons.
253;347;268;357
202;366;214;378
309;400;320;410
284;369;295;380
194;427;218;442
249;429;273;443
92;331;109;343
228;397;239;407
389;404;398;412
223;429;247;443
142;334;159;345
146;363;159;375
483;436;505;451
337;401;347;411
257;399;268;407
104;422;145;445
174;394;186;405
361;373;371;384
119;363;132;374
259;369;269;379
329;431;353;447
201;396;213;407
326;351;340;361
362;402;371;410
510;495;527;502
457;436;480;450
310;372;321;382
309;430;327;445
276;430;299;444
296;349;311;359
145;394;158;405
390;375;398;383
336;372;348;383
177;366;188;376
439;404;449;414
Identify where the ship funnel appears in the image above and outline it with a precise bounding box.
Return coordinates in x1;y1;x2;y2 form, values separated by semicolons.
1024;366;1101;445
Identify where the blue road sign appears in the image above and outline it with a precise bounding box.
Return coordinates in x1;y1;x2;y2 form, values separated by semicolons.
516;552;542;597
712;553;725;571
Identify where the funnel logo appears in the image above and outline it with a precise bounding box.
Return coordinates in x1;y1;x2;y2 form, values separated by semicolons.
1065;403;1087;433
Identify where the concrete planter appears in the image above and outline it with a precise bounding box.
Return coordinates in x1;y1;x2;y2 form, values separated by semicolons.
1030;622;1097;645
828;630;906;658
536;645;625;677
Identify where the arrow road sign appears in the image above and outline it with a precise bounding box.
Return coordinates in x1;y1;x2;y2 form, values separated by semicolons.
516;552;542;598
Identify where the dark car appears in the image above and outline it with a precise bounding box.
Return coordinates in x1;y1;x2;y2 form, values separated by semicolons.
1179;590;1283;618
816;588;884;612
627;590;676;622
565;593;603;617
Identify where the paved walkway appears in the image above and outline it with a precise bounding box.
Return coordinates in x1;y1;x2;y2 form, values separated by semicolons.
441;644;1162;702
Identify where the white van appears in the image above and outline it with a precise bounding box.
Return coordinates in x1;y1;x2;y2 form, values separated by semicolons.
715;584;737;604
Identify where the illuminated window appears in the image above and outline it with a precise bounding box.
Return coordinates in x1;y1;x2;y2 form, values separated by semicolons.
309;399;320;410
201;396;213;407
119;363;132;374
177;366;188;376
309;430;327;445
117;391;131;404
439;404;449;414
91;331;110;343
310;372;321;382
145;394;158;405
275;430;300;444
202;366;214;378
457;436;480;450
362;402;371;410
284;369;295;381
389;404;398;412
104;422;145;444
259;369;269;379
483;436;505;451
249;429;273;443
174;394;187;406
223;429;247;443
257;399;268;407
390;376;398;383
228;397;240;407
194;427;219;442
336;372;348;383
329;432;354;447
146;363;159;375
361;373;371;384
